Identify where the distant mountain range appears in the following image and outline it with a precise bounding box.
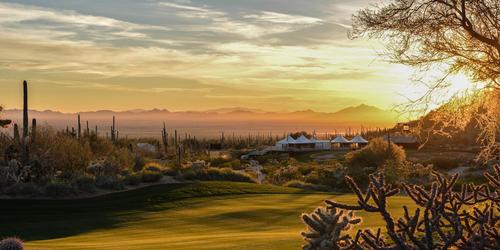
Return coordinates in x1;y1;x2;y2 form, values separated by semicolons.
1;104;399;138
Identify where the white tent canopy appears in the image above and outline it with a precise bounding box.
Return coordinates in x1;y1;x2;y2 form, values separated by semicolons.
351;135;368;144
332;135;351;144
277;135;297;145
295;135;313;144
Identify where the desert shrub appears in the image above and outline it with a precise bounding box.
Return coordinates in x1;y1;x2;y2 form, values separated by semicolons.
75;176;96;193
87;159;123;177
144;162;162;172
220;160;242;170
133;156;145;172
427;157;460;170
297;165;316;176
4;182;42;196
345;138;407;186
209;157;229;167
183;168;255;183
108;148;134;171
95;176;124;190
123;174;142;186
162;167;177;176
32;126;93;178
380;159;410;185
87;135;114;156
140;171;163;183
314;167;349;191
0;237;24;250
284;181;330;192
45;182;76;197
269;166;301;185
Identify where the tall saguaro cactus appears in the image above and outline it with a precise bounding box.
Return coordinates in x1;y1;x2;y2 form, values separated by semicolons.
162;122;168;154
31;118;36;144
111;116;116;142
22;80;28;140
13;124;20;144
77;114;81;139
21;80;30;164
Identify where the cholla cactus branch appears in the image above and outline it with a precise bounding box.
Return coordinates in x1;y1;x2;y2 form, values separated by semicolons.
301;206;362;250
310;168;500;249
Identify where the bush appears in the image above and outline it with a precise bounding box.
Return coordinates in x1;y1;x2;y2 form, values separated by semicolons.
95;176;124;190
75;176;96;193
0;237;24;250
345;138;407;186
32;127;93;177
162;167;177;176
314;167;349;191
45;182;76;197
140;171;163;183
220;160;242;170
123;174;142;186
284;181;330;192
183;168;255;183
133;156;145;172
4;183;42;196
427;157;460;170
144;162;163;172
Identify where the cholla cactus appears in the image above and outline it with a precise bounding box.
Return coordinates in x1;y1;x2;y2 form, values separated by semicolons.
316;165;500;249
0;237;24;250
301;206;362;250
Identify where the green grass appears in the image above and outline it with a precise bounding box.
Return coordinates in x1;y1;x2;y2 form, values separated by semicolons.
0;182;416;249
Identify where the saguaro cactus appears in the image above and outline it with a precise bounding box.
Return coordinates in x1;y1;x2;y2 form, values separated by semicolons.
86;121;90;136
22;80;28;140
111;116;116;142
13;124;20;144
162;122;168;154
31;118;36;143
21;80;30;164
77;114;81;138
174;129;178;148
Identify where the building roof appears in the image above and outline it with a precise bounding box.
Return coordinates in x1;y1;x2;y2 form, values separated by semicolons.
332;135;351;143
351;135;368;144
276;135;297;145
295;135;313;144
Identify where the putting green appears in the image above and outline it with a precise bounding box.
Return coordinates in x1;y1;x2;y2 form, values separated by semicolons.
0;182;415;249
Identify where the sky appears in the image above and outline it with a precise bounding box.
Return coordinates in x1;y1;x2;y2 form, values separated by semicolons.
0;0;426;113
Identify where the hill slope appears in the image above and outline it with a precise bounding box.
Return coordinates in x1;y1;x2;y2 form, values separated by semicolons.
2;104;399;138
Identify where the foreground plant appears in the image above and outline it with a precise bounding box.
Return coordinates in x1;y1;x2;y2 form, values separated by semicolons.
0;237;24;250
302;165;499;249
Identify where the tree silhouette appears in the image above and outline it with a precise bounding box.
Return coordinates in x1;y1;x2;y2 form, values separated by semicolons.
350;0;499;160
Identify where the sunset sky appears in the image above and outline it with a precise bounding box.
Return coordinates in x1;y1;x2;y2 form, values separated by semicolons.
0;0;441;113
